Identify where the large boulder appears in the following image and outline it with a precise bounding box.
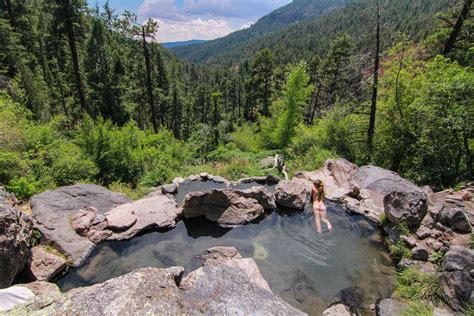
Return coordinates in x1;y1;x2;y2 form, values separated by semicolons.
294;159;357;201
274;180;309;210
180;247;305;315
31;184;130;267
439;246;474;311
182;188;274;225
27;246;67;282
294;160;424;223
437;207;472;234
384;191;428;228
8;247;304;315
105;195;182;240
0;188;32;289
351;165;421;195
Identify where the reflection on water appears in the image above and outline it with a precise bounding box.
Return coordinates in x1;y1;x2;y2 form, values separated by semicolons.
58;200;395;315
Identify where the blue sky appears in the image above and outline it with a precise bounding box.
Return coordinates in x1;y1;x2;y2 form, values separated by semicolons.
89;0;292;42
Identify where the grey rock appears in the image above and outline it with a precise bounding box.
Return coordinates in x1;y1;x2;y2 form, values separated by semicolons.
266;174;280;183
234;186;276;210
200;172;209;180
8;267;185;315
415;226;432;240
196;246;243;266
20;281;60;296
352;165;421;195
182;189;267;225
0;188;32;289
412;245;429;261
180;248;304;315
274;180;309;210
384;191;428;228
259;156;275;168
443;246;474;272
31;184;130;267
188;175;199;181
172;177;185;185
71;210;96;236
8;247;305;315
400;235;417;248
162;183;178;195
440;270;472;311
105;195;181;240
212;176;226;183
375;298;407;316
27;246;67;281
438;208;472;234
323;304;350;316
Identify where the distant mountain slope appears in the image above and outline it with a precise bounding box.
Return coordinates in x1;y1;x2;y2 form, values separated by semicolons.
171;0;354;64
161;40;207;49
173;0;448;66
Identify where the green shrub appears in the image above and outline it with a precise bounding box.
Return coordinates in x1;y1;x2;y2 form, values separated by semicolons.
395;267;445;303
230;124;262;153
388;240;412;262
470;234;474;249
108;182;152;201
6;175;40;200
0;150;26;184
50;142;98;186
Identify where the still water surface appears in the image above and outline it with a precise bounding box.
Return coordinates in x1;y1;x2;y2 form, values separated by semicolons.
58;182;395;315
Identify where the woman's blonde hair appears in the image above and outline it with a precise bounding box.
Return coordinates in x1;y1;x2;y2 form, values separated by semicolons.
313;180;325;202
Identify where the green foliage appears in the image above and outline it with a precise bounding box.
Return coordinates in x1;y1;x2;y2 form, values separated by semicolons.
108;182;152;201
396;222;411;236
470;234;474;249
6;175;40;200
395;267;445;303
379;213;389;226
230;124;262;153
388;240;412;262
400;302;433;316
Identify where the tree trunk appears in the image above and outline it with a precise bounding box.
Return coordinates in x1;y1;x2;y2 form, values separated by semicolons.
443;0;472;55
463;132;473;178
61;0;87;113
367;0;381;162
141;27;158;133
309;81;323;125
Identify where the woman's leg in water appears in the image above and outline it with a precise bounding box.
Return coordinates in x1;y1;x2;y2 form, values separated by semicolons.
314;207;322;233
320;205;333;231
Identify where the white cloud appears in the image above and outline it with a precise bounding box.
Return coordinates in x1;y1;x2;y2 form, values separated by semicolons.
137;0;292;41
154;18;233;42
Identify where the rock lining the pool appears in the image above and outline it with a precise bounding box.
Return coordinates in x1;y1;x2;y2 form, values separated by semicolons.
2;158;473;314
5;247;305;315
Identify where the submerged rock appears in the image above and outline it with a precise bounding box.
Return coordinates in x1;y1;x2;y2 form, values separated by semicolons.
7;247;305;315
0;187;32;289
31;184;130;267
182;188;274;225
274;180;309;210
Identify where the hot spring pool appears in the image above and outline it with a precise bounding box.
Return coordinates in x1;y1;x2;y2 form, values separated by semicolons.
57;191;396;315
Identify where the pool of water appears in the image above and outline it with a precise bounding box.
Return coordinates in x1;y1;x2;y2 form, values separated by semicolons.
58;192;396;315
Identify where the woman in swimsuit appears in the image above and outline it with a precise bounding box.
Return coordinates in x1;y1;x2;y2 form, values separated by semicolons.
312;180;333;233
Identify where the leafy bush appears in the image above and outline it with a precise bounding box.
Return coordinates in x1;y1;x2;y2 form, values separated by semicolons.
230;124;262;153
6;175;40;200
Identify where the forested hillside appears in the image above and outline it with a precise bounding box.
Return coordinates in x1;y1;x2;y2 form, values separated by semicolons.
0;0;472;201
171;0;354;64
173;0;449;65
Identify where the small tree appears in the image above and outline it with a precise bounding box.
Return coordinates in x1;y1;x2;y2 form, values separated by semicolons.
273;63;313;148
